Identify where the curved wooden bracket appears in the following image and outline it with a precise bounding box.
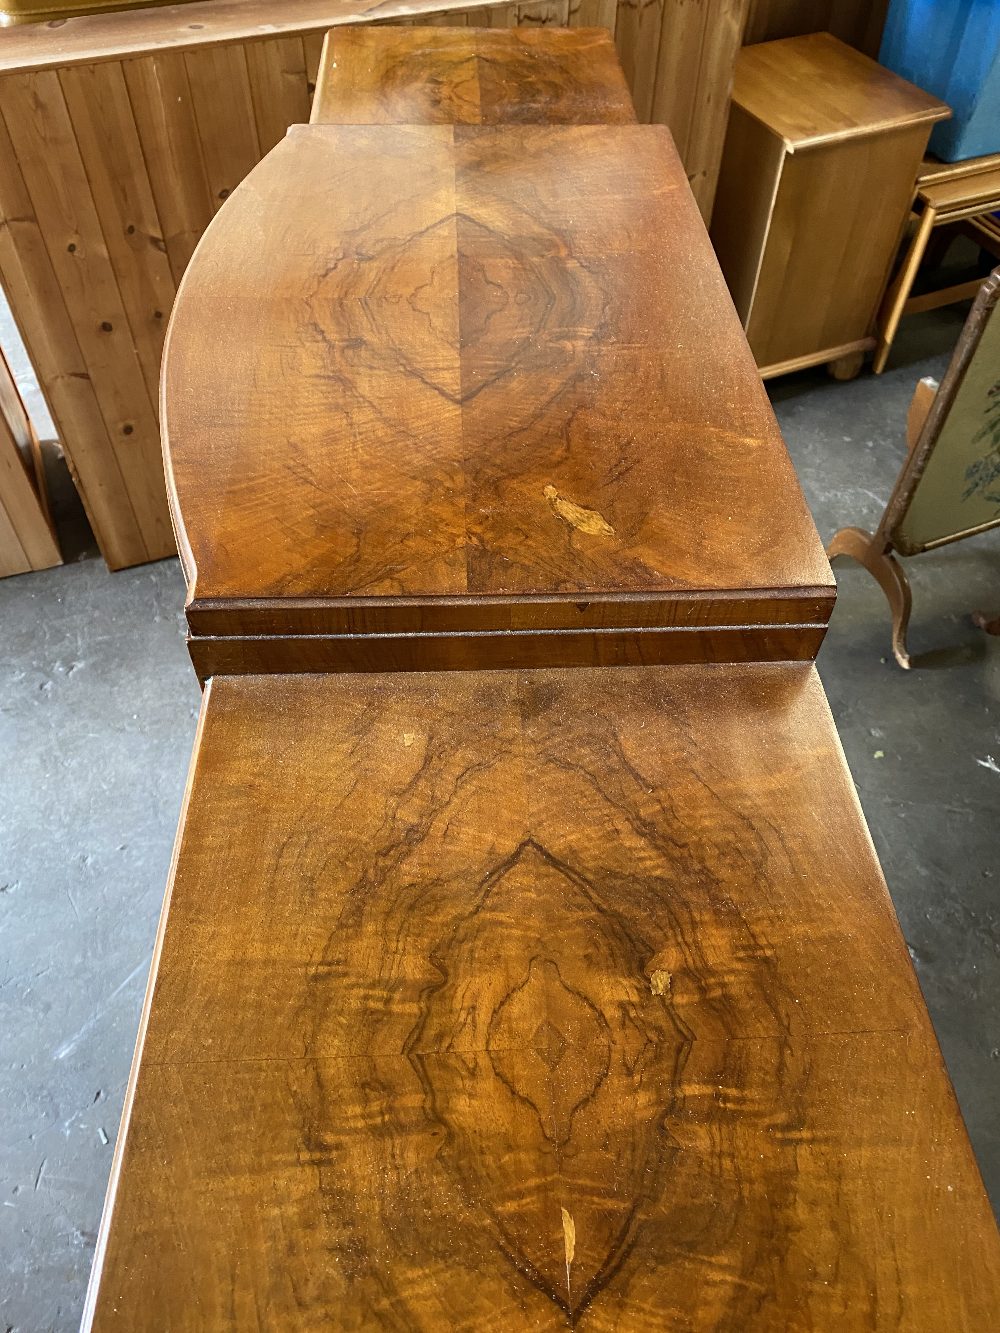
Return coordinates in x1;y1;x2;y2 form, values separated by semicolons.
827;525;913;669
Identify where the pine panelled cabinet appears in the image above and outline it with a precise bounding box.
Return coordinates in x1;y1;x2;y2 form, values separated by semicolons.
710;34;950;379
81;27;1000;1332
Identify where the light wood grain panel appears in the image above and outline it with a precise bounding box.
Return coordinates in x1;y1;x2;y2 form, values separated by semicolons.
649;0;749;218
517;1;571;26
569;0;617;28
710;104;784;319
245;37;312;156
682;0;749;213
0;71;171;564
58;61;176;404
746;125;930;368
733;33;949;150
122;52;215;285
0;0;517;72
0;108;138;568
0;347;59;574
0;455;59;576
183;45;262;212
0;499;28;577
614;0;666;122
302;29;326;91
745;0;890;59
420;9;470;25
0;352;60;577
84;665;1000;1329
648;0;708;163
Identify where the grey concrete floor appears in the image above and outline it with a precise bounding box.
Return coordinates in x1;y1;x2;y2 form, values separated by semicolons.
1;308;999;1330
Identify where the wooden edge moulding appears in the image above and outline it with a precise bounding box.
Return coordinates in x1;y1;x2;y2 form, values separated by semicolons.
80;24;1000;1331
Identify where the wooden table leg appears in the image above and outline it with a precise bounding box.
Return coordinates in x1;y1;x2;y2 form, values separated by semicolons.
873;204;937;374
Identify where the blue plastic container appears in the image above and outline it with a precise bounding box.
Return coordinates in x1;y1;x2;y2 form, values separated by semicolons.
880;0;1000;161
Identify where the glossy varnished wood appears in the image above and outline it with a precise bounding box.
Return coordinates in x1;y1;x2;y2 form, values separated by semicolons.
85;665;1000;1328
311;26;637;126
164;121;833;672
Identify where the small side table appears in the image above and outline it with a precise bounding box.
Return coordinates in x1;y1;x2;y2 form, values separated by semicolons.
711;34;950;380
873;153;1000;372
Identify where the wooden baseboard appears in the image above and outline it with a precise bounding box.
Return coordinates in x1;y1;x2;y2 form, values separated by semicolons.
758;338;875;380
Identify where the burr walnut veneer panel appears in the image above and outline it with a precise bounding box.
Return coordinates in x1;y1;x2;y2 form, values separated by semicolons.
164;121;833;674
84;666;1000;1328
311;24;638;125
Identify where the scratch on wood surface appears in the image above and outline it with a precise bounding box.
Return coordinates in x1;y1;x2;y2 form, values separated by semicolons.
543;484;615;538
561;1205;575;1297
649;969;671;997
401;733;416;747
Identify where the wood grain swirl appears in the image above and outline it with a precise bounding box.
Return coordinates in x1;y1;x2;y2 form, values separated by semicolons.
84;666;1000;1328
311;25;638;125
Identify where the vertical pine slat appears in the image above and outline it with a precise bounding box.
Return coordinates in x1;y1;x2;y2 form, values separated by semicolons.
0;100;140;568
303;32;327;95
0;348;61;576
517;2;572;25
568;0;619;30
681;0;749;218
59;61;177;406
0;71;172;565
184;45;263;213
246;37;312;154
614;0;666;121
123;52;216;286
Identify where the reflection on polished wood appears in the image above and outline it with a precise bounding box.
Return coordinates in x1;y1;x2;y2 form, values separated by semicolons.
85;666;1000;1329
311;25;638;127
164;121;833;674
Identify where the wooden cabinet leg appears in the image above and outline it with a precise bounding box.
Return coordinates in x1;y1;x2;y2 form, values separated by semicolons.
828;526;914;669
827;351;865;380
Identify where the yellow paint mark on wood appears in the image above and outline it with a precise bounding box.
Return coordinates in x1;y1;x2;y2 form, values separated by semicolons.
543;484;615;538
